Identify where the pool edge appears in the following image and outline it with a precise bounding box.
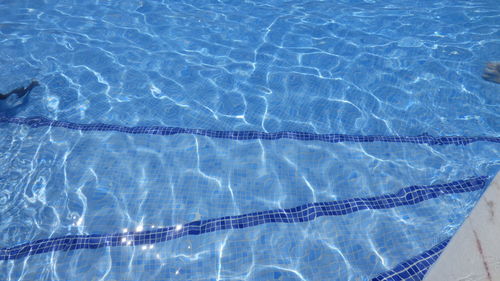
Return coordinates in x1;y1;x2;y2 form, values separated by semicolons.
424;171;500;280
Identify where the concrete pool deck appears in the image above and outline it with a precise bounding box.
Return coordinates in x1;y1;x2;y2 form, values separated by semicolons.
424;172;500;281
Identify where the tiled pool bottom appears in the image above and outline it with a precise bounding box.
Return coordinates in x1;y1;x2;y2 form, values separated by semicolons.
1;117;498;280
1;177;487;261
0;175;491;280
2;0;499;279
1;116;499;146
0;116;498;280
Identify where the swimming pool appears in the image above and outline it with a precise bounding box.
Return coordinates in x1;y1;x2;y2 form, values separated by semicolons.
1;0;499;280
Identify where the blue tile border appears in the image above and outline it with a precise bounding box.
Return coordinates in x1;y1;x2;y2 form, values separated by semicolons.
0;176;487;261
1;116;499;145
371;238;451;281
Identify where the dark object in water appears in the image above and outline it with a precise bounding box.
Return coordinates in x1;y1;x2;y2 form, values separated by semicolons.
482;62;500;84
0;80;40;100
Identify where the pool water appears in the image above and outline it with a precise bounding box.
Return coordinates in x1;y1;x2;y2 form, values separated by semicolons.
1;0;499;280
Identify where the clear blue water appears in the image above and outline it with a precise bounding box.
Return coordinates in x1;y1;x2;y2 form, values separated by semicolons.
1;0;499;280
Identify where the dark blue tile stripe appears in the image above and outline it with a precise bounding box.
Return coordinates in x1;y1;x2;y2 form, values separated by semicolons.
371;238;451;281
0;176;487;261
1;116;498;145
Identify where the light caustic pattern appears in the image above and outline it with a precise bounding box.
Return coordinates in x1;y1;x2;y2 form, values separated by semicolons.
1;0;498;136
0;0;499;280
0;177;486;261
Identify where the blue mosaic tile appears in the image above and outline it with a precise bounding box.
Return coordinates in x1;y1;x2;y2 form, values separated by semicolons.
1;116;498;145
0;176;487;261
371;238;451;281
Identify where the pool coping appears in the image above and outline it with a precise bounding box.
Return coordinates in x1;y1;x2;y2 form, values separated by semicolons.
424;171;500;281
